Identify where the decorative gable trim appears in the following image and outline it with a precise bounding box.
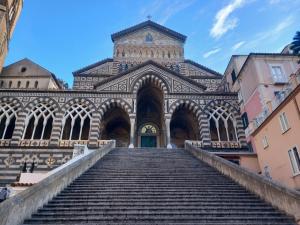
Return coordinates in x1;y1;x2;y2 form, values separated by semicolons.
73;58;113;75
184;59;222;77
111;20;187;43
95;62;206;94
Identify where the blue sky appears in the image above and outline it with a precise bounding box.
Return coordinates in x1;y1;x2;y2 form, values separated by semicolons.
5;0;300;85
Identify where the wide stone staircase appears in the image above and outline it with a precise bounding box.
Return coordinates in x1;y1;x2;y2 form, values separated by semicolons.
23;148;296;225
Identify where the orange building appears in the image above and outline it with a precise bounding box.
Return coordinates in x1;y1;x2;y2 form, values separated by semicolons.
0;0;23;72
252;69;300;190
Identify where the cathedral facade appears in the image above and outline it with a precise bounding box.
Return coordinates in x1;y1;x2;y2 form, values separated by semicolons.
0;21;249;184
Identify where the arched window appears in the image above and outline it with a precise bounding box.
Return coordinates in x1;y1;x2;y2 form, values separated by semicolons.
145;33;153;42
0;81;4;88
61;104;91;140
0;101;18;139
122;50;125;57
34;81;38;89
116;49;119;57
141;124;157;135
23;103;55;140
208;105;238;142
26;81;30;88
17;81;21;88
168;51;171;58
9;81;12;88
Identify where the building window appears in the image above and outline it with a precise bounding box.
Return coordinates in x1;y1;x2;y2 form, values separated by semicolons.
208;106;238;142
26;81;30;88
34;81;38;89
145;33;153;42
241;112;249;129
61;104;91;140
9;81;12;88
288;147;300;175
231;70;237;83
279;112;289;133
247;142;254;152
238;90;243;103
262;135;268;149
20;67;27;73
0;101;18;139
271;65;287;83
17;81;21;88
0;81;3;88
22;103;55;140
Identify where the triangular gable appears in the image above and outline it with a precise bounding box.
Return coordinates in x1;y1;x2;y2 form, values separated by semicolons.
94;60;206;94
2;58;53;77
111;20;187;43
73;58;113;75
184;60;222;78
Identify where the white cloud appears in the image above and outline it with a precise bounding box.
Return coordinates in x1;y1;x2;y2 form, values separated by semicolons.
139;0;195;25
159;0;195;25
232;41;245;50
244;15;295;50
203;48;221;58
210;0;246;39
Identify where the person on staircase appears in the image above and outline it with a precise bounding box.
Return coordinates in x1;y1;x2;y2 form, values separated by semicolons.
0;187;10;203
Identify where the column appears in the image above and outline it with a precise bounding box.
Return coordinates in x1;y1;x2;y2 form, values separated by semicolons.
11;110;27;146
128;117;135;148
49;111;64;147
88;111;102;149
165;116;172;149
199;113;211;147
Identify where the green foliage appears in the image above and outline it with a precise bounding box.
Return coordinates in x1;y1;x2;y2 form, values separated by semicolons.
57;78;69;89
290;31;300;56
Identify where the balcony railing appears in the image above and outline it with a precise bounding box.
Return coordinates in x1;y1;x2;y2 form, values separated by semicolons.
185;140;241;149
252;73;300;131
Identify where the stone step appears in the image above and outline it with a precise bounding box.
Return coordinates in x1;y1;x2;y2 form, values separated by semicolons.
55;193;255;198
60;189;248;193
48;198;268;205
24;215;295;223
23;148;296;225
39;206;276;212
44;201;271;207
22;223;297;225
32;211;287;218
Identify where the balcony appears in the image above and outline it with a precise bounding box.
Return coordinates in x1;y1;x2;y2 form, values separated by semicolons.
252;72;300;131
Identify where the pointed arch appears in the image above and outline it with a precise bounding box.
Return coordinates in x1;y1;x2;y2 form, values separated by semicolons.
0;97;22;139
61;98;96;141
169;100;202;147
22;98;59;140
131;73;170;95
204;100;240;142
98;99;132;118
100;103;131;147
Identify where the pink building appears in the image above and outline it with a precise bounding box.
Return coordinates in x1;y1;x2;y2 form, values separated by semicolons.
252;70;300;189
224;53;300;151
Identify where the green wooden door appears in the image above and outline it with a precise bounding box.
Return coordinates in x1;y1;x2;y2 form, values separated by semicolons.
141;136;157;147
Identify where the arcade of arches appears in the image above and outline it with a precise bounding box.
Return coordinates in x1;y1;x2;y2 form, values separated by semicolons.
0;94;241;148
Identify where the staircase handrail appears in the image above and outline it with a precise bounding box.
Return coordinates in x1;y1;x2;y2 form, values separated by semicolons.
185;141;300;223
0;140;116;225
